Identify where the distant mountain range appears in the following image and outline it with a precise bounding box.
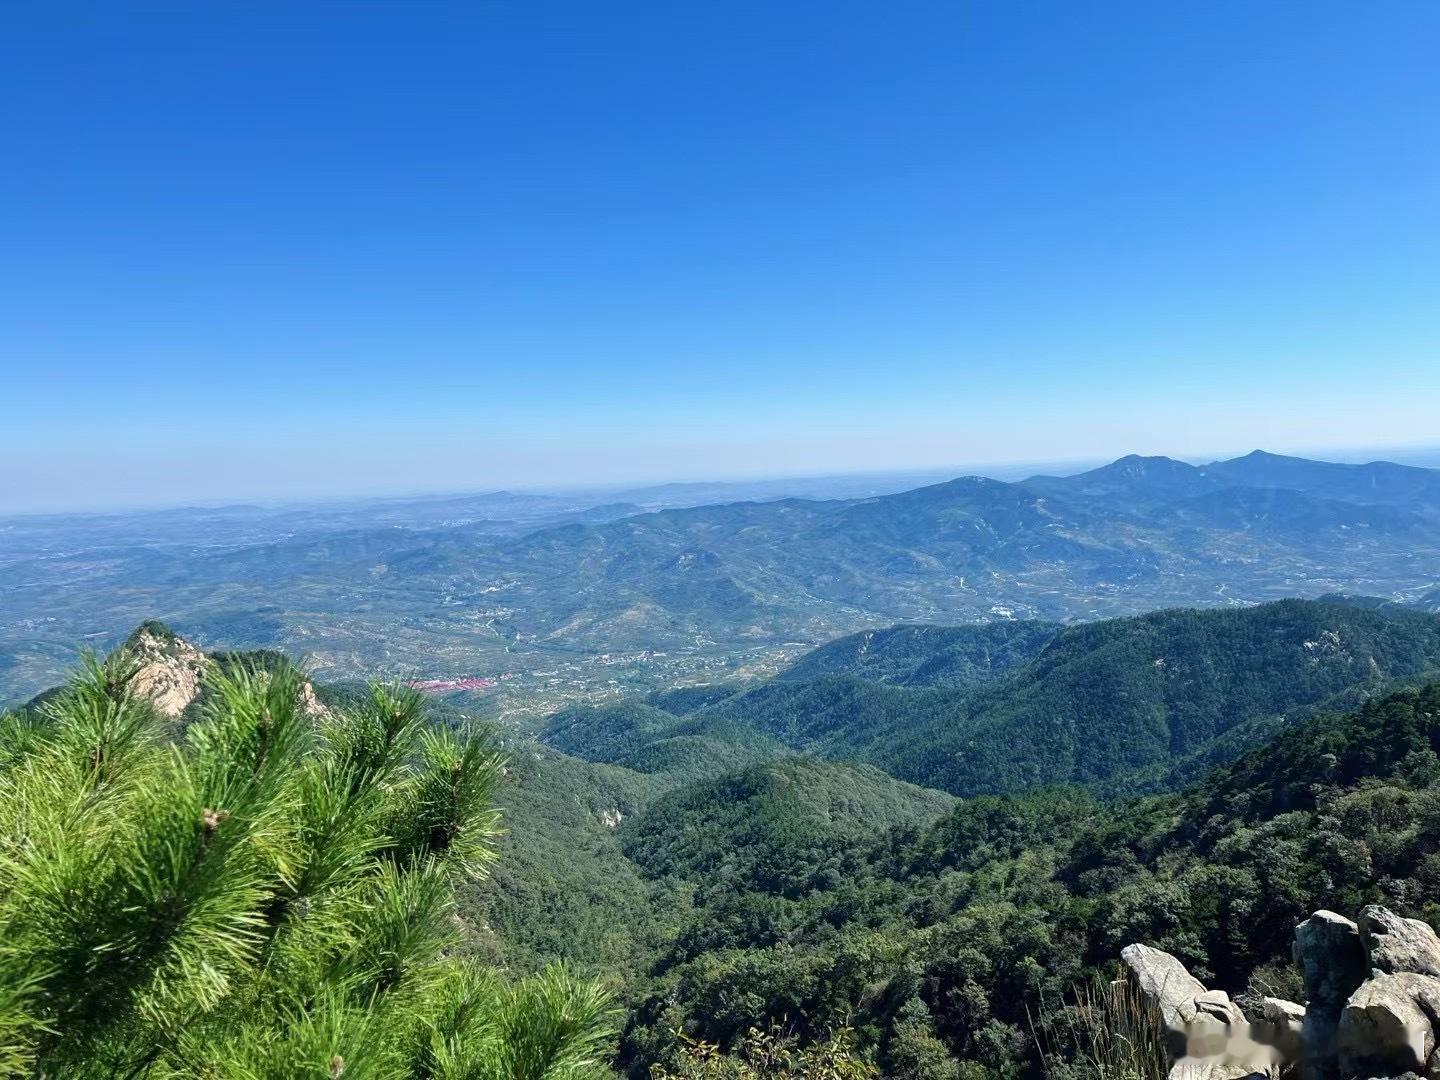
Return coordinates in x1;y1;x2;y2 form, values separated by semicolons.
435;450;1440;650
3;450;1439;705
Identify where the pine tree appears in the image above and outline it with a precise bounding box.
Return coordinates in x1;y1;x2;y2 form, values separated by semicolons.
0;653;614;1078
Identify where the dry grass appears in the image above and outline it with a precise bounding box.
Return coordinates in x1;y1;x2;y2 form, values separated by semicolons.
1032;973;1172;1080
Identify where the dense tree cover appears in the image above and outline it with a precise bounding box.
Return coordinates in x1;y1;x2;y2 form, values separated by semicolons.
875;599;1440;795
543;701;710;766
544;600;1440;798
9;608;1440;1078
0;654;615;1078
777;622;1060;690
594;683;1440;1077
622;761;953;903
460;739;681;988
646;685;745;716
650;1025;877;1079
542;701;783;781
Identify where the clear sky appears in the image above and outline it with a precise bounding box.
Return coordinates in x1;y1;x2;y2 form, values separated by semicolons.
3;1;1438;512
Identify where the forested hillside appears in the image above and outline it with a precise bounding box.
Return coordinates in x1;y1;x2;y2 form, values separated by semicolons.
14;3;1439;1077
463;741;677;985
545;598;1440;796
8;615;1440;1077
776;621;1060;689
599;682;1440;1077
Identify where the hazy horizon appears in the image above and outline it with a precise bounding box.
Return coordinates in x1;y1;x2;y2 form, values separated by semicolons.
9;440;1440;518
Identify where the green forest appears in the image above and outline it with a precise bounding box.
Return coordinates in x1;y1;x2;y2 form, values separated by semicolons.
542;599;1440;795
5;600;1440;1076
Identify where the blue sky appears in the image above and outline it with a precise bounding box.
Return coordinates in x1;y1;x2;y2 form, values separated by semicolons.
3;1;1438;511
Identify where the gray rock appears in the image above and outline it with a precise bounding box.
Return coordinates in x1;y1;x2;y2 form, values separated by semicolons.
1122;943;1206;1030
1296;911;1369;1080
1195;989;1246;1027
1294;910;1368;1007
1336;972;1440;1078
1261;997;1305;1029
1299;1011;1342;1080
1259;997;1305;1062
1361;906;1440;978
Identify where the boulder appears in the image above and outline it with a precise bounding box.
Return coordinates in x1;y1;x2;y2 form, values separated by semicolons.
1295;911;1369;1080
1194;989;1246;1027
1122;943;1206;1030
1130;909;1440;1080
1258;998;1305;1062
1361;905;1440;978
1294;910;1368;1007
1336;971;1440;1078
1261;997;1305;1030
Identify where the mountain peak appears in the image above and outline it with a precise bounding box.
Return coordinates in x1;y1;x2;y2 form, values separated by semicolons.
1098;453;1196;474
112;623;332;723
121;624;212;719
1222;449;1294;465
1026;454;1209;496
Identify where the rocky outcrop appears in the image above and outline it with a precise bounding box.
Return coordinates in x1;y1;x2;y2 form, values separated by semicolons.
1120;944;1274;1079
1293;910;1369;1080
1293;911;1368;1008
1122;905;1440;1080
117;623;329;721
1360;905;1440;978
1122;943;1207;1030
1337;972;1440;1078
295;676;332;720
124;624;214;718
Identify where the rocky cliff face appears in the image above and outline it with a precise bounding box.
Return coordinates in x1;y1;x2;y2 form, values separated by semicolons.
116;623;329;721
122;624;213;718
1123;905;1440;1080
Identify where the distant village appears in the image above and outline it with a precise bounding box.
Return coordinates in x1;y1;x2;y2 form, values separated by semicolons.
405;675;500;693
